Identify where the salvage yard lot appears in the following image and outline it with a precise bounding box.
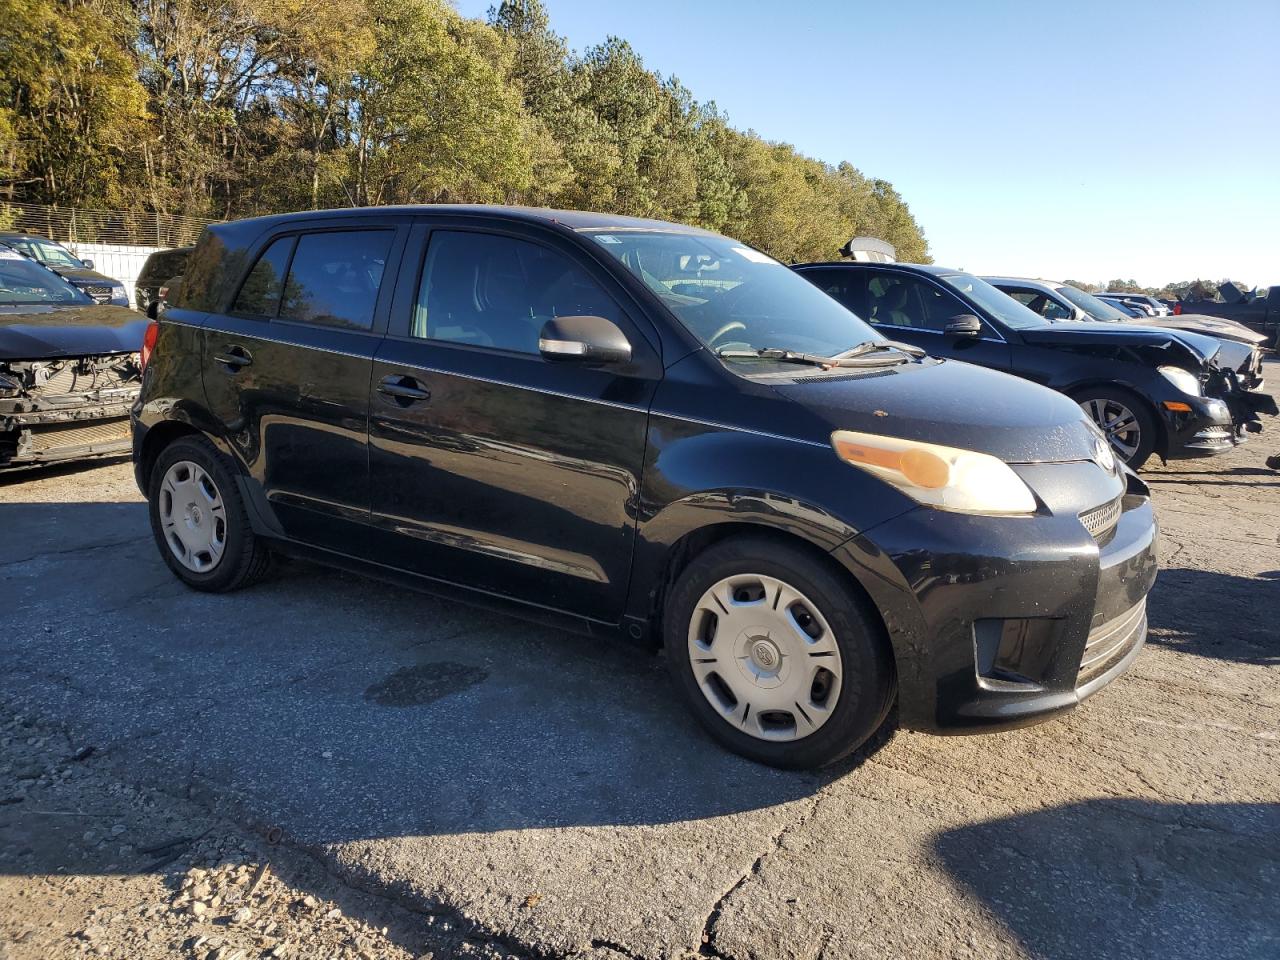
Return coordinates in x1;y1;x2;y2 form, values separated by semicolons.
2;372;1278;960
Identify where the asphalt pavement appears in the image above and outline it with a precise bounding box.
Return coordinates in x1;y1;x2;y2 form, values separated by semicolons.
2;372;1277;959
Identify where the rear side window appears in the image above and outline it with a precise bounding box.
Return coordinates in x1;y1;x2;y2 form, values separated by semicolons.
280;230;394;331
801;268;866;316
232;237;294;317
412;231;621;354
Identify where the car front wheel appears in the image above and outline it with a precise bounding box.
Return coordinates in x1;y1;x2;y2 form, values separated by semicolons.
1075;387;1157;469
664;536;895;769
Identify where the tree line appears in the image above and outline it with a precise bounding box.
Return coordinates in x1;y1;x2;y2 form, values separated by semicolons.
0;0;930;263
1065;278;1226;301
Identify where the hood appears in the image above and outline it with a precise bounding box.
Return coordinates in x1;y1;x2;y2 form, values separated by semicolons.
1125;314;1267;347
1020;321;1219;367
0;303;147;359
772;358;1098;463
46;264;119;286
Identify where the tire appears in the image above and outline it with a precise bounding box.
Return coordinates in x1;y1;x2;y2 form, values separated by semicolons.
147;434;272;592
1073;386;1158;470
663;535;896;769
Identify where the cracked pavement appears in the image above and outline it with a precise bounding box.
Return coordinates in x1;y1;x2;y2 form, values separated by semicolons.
2;364;1278;959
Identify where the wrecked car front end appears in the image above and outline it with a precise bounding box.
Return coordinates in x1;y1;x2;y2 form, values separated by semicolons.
1;352;142;467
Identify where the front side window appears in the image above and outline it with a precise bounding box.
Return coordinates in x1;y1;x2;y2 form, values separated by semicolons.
585;230;879;358
1002;286;1073;321
280;231;393;330
864;272;967;332
413;231;623;355
0;248;92;305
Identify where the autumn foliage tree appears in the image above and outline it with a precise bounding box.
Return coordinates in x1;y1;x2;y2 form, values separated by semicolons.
0;0;930;263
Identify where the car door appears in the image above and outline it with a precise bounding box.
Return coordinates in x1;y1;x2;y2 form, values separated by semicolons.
200;218;408;553
366;220;662;623
858;269;1013;371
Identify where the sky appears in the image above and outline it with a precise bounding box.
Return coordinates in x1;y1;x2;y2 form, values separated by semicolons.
453;0;1279;288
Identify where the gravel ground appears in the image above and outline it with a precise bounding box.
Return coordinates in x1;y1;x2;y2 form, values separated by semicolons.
2;369;1277;960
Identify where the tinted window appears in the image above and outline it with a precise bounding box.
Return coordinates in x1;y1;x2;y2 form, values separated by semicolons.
938;273;1044;330
232;237;294;317
414;231;622;354
280;231;393;330
864;272;966;332
801;267;866;316
1002;286;1073;321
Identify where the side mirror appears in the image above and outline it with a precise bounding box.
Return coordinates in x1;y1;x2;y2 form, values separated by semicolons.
539;315;632;364
944;314;983;337
80;258;95;270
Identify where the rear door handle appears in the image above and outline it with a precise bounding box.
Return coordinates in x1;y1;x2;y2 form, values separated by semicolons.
213;345;253;371
377;374;431;404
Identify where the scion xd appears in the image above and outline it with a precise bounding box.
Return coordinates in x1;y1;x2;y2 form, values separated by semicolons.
133;207;1157;769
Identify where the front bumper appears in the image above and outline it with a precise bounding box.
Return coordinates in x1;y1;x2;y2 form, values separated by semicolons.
831;470;1157;734
1161;395;1239;457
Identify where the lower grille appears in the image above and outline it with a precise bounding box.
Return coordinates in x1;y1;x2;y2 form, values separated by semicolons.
1077;599;1147;690
1079;497;1122;541
28;417;131;453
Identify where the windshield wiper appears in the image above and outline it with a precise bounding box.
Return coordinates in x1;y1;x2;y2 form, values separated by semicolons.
834;339;927;359
717;340;926;367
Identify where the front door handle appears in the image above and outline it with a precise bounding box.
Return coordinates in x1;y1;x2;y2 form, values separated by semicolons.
213;345;253;372
377;374;431;404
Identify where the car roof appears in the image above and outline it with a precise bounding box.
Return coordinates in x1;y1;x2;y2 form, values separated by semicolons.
794;261;961;277
0;231;59;243
982;276;1065;289
212;205;722;238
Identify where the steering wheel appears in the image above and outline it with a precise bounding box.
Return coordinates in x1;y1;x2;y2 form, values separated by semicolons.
707;321;747;347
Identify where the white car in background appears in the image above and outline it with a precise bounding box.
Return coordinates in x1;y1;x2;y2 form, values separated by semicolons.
1100;292;1170;316
985;276;1268;392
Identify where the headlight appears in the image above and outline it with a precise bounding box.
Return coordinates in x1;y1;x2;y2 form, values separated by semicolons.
1157;365;1202;396
830;430;1037;516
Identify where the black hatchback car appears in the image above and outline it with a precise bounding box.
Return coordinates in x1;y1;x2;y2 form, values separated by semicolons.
795;261;1248;469
132;206;1157;768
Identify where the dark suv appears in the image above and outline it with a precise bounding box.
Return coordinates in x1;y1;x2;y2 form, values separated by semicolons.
132;206;1157;768
795;262;1263;468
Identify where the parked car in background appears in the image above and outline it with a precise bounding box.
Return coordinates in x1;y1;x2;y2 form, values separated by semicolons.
0;232;129;306
796;261;1255;468
133;205;1158;769
1100;292;1169;316
1096;295;1150;317
0;246;146;468
987;276;1270;394
135;246;193;318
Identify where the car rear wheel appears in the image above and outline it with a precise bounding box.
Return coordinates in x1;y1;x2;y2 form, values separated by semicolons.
148;435;271;592
664;536;895;769
1075;387;1157;469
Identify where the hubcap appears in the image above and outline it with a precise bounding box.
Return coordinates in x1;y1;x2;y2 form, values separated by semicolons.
158;460;227;573
687;574;843;742
1081;398;1141;462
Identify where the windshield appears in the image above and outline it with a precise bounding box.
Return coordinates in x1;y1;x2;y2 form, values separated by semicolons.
583;230;881;358
1057;284;1128;321
0;249;93;304
6;237;83;267
939;273;1047;329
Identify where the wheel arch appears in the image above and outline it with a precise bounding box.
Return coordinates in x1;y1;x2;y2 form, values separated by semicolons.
1065;379;1168;457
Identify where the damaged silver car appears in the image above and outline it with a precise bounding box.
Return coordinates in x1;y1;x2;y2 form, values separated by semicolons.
0;248;147;469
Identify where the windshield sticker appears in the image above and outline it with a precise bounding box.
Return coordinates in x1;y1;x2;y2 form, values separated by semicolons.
0;249;24;261
594;235;622;244
732;246;778;265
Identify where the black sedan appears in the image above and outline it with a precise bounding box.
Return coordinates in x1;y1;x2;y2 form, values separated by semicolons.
795;261;1256;468
0;248;146;468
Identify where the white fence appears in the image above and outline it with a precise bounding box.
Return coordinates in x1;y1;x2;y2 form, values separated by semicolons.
66;242;165;309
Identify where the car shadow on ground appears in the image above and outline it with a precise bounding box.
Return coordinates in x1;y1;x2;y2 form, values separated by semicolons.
0;499;879;857
931;800;1280;960
1147;567;1278;665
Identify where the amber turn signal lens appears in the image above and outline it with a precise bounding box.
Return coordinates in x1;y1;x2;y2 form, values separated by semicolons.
1162;401;1193;412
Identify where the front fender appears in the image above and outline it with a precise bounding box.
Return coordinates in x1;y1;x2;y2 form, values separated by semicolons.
625;415;916;622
